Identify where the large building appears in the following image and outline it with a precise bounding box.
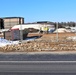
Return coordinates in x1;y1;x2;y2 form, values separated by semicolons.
11;22;55;33
2;17;24;29
0;18;4;29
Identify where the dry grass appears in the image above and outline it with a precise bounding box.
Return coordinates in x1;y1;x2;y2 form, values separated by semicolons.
0;32;76;52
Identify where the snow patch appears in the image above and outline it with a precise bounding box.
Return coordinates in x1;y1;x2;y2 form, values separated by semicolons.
54;28;71;33
0;38;19;47
66;36;76;41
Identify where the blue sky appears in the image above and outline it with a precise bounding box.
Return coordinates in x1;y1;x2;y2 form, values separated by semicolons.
0;0;76;22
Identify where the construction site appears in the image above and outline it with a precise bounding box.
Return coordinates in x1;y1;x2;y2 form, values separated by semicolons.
0;17;76;52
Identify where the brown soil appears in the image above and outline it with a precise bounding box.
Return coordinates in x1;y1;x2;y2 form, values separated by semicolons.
28;32;76;38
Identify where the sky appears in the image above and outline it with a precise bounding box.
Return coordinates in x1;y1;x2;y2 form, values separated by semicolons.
0;0;76;23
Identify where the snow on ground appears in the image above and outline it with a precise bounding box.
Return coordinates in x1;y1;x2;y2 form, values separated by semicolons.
0;38;19;47
66;36;76;41
53;28;71;33
0;37;38;47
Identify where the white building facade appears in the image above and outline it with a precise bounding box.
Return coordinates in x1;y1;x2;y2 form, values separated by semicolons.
11;23;55;33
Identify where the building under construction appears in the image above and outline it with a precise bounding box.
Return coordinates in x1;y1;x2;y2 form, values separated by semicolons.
2;17;24;29
0;17;24;40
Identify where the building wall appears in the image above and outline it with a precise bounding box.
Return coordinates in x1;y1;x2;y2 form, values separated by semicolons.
0;18;4;29
3;17;24;29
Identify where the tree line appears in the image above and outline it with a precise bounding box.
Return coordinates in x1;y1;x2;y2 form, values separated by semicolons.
36;21;76;28
54;22;76;28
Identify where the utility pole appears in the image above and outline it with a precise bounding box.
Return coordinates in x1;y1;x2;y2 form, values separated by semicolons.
56;22;58;42
20;24;23;43
75;22;76;33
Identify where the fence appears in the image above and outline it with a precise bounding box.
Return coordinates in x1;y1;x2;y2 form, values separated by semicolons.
0;32;76;52
31;32;76;51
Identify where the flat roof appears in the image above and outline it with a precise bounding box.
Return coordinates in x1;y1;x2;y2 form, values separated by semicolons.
22;21;54;25
2;17;24;19
16;23;54;25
